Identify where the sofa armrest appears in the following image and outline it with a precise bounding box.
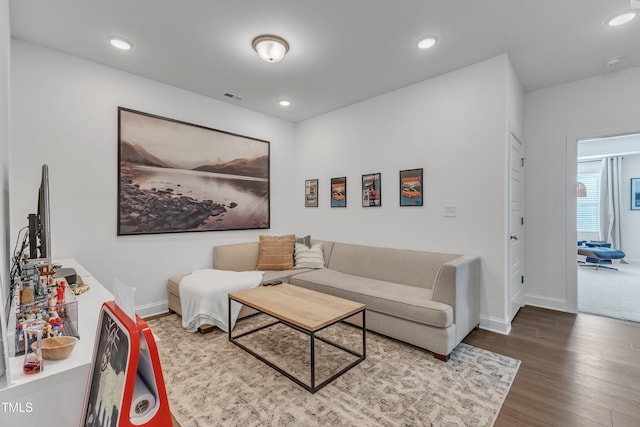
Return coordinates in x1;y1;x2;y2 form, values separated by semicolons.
432;256;481;342
213;242;260;271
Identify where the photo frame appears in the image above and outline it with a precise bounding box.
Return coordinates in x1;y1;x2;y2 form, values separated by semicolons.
331;177;347;207
118;107;270;235
362;173;381;207
399;168;423;206
632;178;640;210
305;179;319;207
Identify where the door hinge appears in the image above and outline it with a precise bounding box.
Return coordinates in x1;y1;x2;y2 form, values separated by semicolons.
521;158;525;167
521;275;524;284
521;217;524;226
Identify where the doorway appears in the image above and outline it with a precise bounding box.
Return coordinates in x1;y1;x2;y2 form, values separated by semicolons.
576;133;640;323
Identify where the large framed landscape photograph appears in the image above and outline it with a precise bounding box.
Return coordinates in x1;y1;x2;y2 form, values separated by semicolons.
118;107;270;235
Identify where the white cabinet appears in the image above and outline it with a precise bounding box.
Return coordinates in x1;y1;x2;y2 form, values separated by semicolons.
0;259;113;425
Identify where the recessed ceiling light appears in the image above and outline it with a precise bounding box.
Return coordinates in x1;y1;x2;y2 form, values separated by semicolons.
279;100;291;107
108;36;133;50
606;11;636;26
603;56;624;67
417;36;438;50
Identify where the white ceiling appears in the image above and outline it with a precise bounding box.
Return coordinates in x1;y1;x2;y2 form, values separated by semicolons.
9;0;640;122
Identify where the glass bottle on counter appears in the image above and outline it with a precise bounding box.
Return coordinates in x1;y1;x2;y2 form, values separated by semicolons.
23;319;45;375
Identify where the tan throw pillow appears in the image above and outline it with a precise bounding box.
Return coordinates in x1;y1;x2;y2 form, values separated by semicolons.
256;234;295;270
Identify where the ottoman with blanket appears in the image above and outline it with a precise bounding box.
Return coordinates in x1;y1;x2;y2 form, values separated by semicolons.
168;237;481;361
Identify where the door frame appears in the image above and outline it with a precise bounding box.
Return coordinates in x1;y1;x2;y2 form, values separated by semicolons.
565;125;640;313
508;129;525;321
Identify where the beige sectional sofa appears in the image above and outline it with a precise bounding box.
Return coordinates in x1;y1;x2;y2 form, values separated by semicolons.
167;240;481;361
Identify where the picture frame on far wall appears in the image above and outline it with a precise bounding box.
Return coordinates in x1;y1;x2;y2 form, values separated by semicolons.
399;168;423;206
305;179;319;207
632;178;640;210
362;173;381;207
331;177;347;207
117;107;270;235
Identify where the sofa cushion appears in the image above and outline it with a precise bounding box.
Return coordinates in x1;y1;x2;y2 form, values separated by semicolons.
262;269;310;282
326;243;460;290
213;242;260;271
290;269;453;328
256;234;295;270
311;239;334;267
170;269;309;295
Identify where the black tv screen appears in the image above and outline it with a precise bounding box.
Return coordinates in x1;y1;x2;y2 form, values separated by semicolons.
28;164;51;264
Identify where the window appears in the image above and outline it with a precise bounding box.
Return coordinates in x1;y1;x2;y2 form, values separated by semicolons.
577;172;600;232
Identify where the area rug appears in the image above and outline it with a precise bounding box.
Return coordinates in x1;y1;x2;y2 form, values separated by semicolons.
147;314;520;427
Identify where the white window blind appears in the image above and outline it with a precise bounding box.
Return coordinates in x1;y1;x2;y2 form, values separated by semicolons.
577;172;600;232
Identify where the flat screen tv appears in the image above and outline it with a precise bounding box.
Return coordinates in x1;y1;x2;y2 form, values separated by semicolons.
28;164;52;265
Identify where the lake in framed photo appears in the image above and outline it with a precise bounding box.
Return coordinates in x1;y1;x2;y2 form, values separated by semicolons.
118;107;270;235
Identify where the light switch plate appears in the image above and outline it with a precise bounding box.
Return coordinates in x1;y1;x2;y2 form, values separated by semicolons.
444;206;457;217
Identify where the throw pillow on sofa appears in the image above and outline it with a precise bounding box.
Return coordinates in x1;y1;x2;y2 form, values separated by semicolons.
295;235;311;247
294;243;325;269
256;234;296;270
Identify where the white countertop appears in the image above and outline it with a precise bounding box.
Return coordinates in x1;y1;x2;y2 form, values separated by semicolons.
3;258;114;390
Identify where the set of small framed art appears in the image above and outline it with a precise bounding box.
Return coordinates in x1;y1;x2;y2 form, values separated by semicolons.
304;168;423;208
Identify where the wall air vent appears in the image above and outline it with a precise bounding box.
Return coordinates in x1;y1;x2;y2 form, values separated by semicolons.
223;92;244;101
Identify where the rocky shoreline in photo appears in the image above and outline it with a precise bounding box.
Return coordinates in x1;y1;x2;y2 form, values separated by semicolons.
119;175;232;234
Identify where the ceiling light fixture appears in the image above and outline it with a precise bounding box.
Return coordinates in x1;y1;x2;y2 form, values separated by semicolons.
603;56;623;67
417;35;438;50
108;36;132;50
252;35;289;63
606;11;636;26
279;100;291;107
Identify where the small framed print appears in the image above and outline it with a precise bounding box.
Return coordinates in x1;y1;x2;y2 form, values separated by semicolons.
331;177;347;207
305;179;319;207
362;173;381;207
399;168;423;206
632;178;640;210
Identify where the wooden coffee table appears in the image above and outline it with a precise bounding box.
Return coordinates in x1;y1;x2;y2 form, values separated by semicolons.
228;283;366;393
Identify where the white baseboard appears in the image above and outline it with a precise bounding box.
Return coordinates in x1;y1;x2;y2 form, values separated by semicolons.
136;300;170;319
479;315;511;335
525;294;567;311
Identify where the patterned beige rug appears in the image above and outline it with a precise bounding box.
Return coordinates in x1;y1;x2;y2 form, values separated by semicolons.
147;314;519;427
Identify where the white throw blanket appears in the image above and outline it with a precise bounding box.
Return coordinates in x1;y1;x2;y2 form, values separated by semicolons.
180;269;264;333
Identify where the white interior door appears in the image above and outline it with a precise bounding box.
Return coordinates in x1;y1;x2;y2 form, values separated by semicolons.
509;131;524;320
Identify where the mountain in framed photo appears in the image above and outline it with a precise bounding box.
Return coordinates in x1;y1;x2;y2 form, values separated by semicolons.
118;107;270;235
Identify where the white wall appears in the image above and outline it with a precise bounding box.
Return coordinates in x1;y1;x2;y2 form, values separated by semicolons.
0;0;10;386
524;66;640;311
10;40;297;316
294;54;520;332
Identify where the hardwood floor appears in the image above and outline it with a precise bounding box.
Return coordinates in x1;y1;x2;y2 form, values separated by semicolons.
464;306;640;427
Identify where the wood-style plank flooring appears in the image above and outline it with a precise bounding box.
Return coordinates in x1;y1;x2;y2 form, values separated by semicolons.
464;306;640;427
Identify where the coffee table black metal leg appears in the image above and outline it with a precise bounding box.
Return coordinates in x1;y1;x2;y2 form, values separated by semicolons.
228;297;231;341
362;309;366;359
310;331;316;392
